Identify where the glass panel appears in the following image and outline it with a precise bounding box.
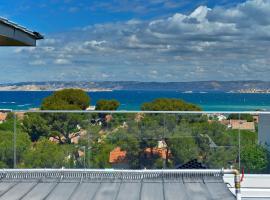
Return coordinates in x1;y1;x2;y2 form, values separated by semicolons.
245;113;270;174
0;111;16;168
9;110;270;172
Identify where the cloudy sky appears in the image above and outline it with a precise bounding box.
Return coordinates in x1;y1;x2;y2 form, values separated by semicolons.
1;0;270;83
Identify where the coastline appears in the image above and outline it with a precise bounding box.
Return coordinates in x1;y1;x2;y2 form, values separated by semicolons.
0;89;113;92
0;90;270;112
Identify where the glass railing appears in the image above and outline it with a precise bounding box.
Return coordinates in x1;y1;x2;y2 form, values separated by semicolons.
1;110;269;173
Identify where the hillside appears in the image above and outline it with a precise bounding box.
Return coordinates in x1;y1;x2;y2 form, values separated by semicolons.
1;80;270;92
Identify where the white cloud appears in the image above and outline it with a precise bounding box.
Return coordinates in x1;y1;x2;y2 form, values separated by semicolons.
9;0;270;82
29;60;46;66
54;58;71;65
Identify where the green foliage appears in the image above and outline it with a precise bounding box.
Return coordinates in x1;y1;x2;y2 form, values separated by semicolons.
109;129;140;169
169;137;199;164
206;148;237;169
89;141;114;168
0;131;31;168
41;89;90;110
228;114;254;122
0;113;18;132
43;113;84;144
21;138;69;168
241;144;269;173
6;94;266;172
23;113;84;144
22;113;50;141
95;99;120;110
141;98;202;111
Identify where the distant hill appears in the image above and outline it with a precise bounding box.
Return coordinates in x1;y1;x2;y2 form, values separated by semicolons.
1;80;270;92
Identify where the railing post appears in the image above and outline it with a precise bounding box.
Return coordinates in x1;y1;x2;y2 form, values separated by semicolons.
234;171;241;200
238;113;241;170
13;112;17;169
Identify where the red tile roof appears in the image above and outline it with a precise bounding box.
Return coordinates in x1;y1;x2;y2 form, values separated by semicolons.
109;147;127;164
144;147;171;159
0;112;7;121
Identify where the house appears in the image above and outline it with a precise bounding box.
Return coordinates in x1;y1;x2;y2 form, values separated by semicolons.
230;120;255;131
221;119;255;131
15;112;25;120
144;147;171;160
253;115;259;123
0;112;8;123
144;140;171;160
109;141;172;167
86;106;96;110
109;147;127;164
258;114;270;149
207;113;227;121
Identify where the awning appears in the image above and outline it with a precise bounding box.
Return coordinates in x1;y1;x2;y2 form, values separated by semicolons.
0;18;43;46
0;169;236;200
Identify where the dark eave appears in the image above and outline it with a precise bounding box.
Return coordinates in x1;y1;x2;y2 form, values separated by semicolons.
0;17;43;46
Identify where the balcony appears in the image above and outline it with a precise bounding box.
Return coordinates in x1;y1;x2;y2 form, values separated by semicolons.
0;110;269;199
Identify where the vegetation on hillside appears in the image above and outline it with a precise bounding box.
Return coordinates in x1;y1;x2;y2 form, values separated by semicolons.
95;99;120;110
0;90;269;173
141;98;202;111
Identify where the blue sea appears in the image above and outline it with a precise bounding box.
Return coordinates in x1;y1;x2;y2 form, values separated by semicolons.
0;91;270;111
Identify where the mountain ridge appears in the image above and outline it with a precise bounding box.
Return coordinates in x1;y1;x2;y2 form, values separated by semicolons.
0;80;270;92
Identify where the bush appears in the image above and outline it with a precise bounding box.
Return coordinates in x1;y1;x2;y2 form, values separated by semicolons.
41;89;90;110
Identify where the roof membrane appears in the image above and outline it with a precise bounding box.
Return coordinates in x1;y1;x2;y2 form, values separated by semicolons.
0;169;235;200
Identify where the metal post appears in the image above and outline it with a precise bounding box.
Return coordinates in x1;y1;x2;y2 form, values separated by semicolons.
238;113;241;170
13;113;17;169
163;113;166;169
83;146;86;168
235;172;241;200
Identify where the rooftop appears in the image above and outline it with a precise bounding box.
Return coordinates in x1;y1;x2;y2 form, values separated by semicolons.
0;169;235;200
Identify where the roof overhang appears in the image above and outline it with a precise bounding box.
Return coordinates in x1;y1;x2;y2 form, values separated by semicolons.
0;18;43;46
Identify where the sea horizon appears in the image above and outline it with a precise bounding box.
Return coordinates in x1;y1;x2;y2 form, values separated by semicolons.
1;90;270;111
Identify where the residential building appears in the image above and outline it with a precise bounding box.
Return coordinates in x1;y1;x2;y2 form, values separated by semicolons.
221;119;255;131
0;112;7;123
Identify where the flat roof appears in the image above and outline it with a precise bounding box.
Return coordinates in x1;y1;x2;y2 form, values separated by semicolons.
0;169;235;200
0;18;43;46
224;174;270;200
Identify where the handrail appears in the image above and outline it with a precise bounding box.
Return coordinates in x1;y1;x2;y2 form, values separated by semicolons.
9;110;269;114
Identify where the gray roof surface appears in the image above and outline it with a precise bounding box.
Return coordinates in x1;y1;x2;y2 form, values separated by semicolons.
0;169;235;200
0;17;43;46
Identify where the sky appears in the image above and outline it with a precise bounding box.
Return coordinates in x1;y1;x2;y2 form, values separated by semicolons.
1;0;270;83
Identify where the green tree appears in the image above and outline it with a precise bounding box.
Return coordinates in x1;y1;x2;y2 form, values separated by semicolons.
108;129;140;169
22;112;85;144
0;131;31;168
140;98;201;167
23;89;90;144
41;89;90;110
206;147;237;169
141;98;201;111
95;99;120;110
241;144;269;173
21;138;70;168
22;113;50;141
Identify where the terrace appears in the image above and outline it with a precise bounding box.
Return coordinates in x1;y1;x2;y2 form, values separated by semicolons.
0;110;269;199
1;18;270;200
